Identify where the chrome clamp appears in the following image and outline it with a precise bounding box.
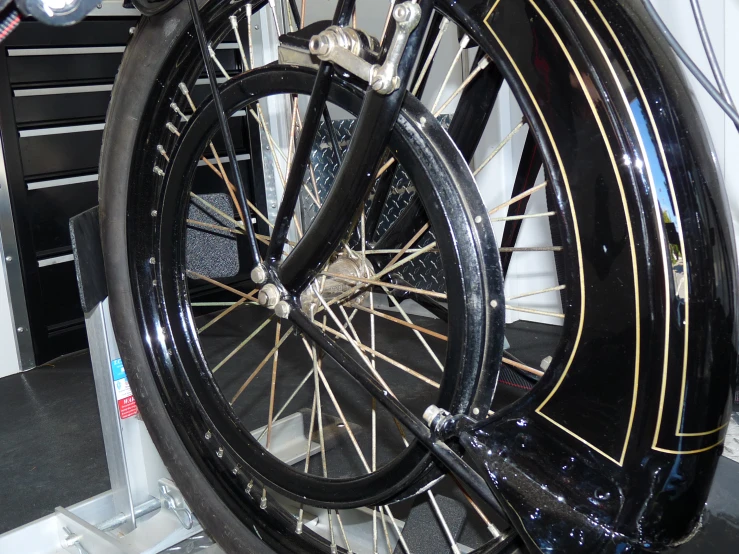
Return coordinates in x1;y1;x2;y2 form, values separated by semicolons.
309;1;422;95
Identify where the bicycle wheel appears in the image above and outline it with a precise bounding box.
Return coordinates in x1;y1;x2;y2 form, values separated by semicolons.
100;0;737;552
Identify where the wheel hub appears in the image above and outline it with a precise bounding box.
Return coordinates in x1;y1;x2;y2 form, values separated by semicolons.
300;252;374;313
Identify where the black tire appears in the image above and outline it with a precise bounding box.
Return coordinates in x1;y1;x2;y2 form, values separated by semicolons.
99;3;279;552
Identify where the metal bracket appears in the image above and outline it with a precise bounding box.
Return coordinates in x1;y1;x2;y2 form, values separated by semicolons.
159;479;196;531
309;1;422;94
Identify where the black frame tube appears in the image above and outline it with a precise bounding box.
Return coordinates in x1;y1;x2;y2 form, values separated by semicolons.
278;0;434;294
265;0;355;264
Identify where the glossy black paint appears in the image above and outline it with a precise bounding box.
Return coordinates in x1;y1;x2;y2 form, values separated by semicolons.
115;0;737;552
428;0;739;551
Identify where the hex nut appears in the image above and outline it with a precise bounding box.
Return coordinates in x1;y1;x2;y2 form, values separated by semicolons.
274;301;291;319
251;265;267;284
258;284;280;309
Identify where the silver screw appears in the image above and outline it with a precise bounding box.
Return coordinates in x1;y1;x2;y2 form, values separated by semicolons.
217;447;224;458
129;27;136;35
490;299;498;308
232;466;239;475
205;430;212;440
149;257;156;265
274;301;291;319
16;327;24;333
5;255;12;262
151;210;158;217
258;284;280;309
251;265;267;284
472;407;480;416
475;215;483;223
394;4;410;22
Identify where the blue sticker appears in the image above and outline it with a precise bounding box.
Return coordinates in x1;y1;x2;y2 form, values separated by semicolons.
111;358;126;381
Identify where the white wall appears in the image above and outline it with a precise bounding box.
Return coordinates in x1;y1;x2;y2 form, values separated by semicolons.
653;0;739;247
0;243;21;378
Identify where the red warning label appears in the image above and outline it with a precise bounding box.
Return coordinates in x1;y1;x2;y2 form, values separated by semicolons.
118;396;139;419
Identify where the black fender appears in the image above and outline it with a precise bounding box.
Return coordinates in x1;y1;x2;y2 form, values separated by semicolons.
438;0;738;551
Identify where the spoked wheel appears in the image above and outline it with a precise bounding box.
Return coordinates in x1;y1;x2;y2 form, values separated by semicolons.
98;0;690;552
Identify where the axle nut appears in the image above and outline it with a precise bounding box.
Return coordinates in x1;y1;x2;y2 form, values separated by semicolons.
251;265;267;284
258;284;280;309
274;301;291;319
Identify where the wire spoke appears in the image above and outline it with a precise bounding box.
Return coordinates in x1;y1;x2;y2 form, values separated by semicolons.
473;119;526;177
190;192;244;230
231;326;293;403
322;273;447;300
488;181;547;216
383;287;444;371
197;298;248;334
507;284;566;301
185;270;258;303
490;211;554;223
434;56;491;117
186;218;244;235
212;316;274;374
314;318;440;388
431;34;471;113
503;356;545;377
498;246;563;253
347;302;447;341
265;322;282;452
505;305;565;319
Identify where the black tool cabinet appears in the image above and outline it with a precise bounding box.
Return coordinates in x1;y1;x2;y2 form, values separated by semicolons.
0;16;137;364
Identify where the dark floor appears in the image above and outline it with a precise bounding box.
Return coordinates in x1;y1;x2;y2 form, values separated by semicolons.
0;350;109;534
0;321;737;552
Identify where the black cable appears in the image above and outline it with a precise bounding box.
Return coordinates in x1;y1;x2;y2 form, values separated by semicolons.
690;0;734;107
642;0;739;132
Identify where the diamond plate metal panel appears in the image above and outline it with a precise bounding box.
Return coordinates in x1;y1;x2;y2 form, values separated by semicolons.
305;118;449;293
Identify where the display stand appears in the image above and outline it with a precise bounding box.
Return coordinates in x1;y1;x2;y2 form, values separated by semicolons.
0;207;218;554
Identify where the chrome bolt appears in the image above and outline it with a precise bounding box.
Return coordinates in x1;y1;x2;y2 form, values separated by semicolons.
251;265;267;284
205;430;212;440
258;284;280;309
16;327;24;333
274;301;291;319
490;299;498;308
217;447;224;458
149;257;156;265
151;210;158;217
5;255;12;262
475;215;483;223
473;407;480;416
309;35;330;57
